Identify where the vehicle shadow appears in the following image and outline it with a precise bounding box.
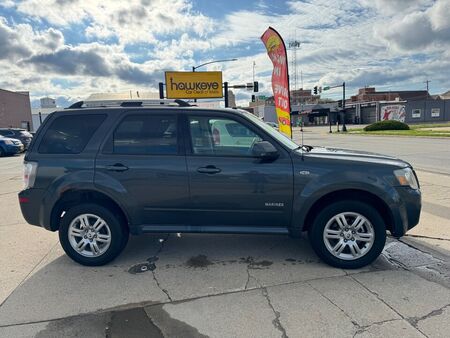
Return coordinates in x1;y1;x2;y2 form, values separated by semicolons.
0;233;394;326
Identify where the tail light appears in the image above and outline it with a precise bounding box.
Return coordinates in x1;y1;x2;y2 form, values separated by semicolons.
23;162;38;189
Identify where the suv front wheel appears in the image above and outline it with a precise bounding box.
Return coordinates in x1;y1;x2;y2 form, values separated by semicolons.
308;200;386;269
59;203;128;266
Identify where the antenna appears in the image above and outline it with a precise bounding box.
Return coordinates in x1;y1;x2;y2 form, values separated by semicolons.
424;79;431;93
288;36;301;93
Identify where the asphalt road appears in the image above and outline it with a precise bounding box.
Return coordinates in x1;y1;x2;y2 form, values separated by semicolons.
292;126;450;175
1;134;450;337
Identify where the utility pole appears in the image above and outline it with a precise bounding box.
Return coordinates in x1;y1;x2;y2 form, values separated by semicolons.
342;82;347;132
224;82;229;108
252;61;256;83
424;79;430;122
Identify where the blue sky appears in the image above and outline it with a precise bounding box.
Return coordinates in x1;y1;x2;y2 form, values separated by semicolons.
0;0;449;107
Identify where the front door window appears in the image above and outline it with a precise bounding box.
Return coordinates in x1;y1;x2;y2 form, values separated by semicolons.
189;116;262;156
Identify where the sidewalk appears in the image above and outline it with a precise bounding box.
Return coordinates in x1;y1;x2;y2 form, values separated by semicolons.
1;237;449;338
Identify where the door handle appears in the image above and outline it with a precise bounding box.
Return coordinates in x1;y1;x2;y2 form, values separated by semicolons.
106;163;129;172
197;165;221;174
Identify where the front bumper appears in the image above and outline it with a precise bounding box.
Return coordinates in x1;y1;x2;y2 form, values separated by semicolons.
390;187;421;237
5;144;23;154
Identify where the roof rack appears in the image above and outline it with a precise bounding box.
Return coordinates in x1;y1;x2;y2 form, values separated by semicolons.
66;99;191;109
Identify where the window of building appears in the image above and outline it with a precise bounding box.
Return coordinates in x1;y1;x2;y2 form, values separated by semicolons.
189;116;262;156
431;108;440;118
113;115;177;155
38;114;106;154
412;109;422;118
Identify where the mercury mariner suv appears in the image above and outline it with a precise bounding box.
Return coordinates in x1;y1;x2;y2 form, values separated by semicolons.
18;99;421;268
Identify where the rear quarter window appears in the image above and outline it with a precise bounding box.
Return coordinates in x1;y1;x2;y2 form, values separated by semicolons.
38;114;106;154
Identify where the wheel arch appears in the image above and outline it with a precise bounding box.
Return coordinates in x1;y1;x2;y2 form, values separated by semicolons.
301;189;394;233
50;189;129;232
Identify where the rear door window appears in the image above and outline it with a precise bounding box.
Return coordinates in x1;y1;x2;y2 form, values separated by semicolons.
38;114;106;154
113;115;178;155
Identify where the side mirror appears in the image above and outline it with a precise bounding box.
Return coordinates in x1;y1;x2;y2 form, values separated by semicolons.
252;141;279;160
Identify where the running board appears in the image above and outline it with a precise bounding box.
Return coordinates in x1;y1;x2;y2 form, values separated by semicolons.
139;225;289;235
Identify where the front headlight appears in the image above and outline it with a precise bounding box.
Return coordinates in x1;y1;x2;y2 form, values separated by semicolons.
4;139;13;145
394;168;419;190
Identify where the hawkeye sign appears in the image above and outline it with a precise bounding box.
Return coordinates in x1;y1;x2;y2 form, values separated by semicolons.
165;71;223;99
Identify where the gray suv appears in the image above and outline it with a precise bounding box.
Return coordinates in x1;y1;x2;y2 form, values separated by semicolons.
18;100;421;268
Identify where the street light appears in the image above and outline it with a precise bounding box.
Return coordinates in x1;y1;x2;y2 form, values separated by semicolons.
192;58;238;102
192;58;238;72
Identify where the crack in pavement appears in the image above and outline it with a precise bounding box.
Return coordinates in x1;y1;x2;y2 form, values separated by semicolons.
242;256;272;290
261;287;288;338
397;238;448;264
307;282;360;331
349;276;429;337
242;241;280;291
404;234;450;242
151;234;173;302
352;318;401;338
0;268;397;328
240;254;289;338
152;272;173;303
408;303;450;328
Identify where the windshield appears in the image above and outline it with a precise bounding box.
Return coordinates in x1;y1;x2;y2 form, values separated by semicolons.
238;110;299;150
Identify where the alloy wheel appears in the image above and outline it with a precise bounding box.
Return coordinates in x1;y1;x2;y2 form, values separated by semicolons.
68;213;112;257
323;212;375;261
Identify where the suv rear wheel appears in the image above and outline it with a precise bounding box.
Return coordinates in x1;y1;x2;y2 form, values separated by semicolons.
308;200;386;269
59;203;128;266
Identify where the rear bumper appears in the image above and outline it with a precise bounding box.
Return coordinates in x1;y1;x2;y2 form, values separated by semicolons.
390;187;421;237
21;139;31;150
18;188;49;230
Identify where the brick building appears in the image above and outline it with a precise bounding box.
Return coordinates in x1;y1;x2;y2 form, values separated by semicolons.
350;87;430;103
266;88;319;105
0;88;33;130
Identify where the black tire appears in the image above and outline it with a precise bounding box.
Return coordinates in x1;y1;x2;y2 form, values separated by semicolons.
59;203;129;266
308;200;386;269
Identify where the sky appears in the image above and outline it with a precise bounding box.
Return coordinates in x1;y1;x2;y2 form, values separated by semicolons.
0;0;449;108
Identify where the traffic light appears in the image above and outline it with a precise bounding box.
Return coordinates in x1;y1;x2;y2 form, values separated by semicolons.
338;99;343;108
313;86;318;95
251;95;256;102
253;81;259;92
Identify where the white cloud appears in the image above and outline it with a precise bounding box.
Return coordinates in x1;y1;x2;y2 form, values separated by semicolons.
359;0;433;15
13;0;215;45
374;0;450;51
1;0;450;104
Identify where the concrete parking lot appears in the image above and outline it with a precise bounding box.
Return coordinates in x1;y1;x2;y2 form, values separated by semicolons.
1;129;449;337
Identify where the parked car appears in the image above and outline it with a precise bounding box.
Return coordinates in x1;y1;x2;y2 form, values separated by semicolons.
0;135;23;156
0;128;33;150
18;100;421;268
265;121;279;129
